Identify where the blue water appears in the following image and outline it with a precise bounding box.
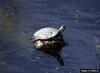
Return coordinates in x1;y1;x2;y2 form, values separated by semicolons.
0;0;100;73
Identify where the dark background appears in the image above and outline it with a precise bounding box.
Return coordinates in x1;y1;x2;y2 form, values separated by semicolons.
0;0;100;73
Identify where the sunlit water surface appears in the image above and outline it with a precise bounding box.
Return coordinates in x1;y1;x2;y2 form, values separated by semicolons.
0;0;100;73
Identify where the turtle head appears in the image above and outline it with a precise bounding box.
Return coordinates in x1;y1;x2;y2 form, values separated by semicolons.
58;25;66;33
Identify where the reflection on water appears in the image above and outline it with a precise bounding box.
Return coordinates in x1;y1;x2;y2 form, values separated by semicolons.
2;0;20;32
0;0;100;73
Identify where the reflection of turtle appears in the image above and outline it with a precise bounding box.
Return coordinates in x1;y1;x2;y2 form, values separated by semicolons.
32;25;67;66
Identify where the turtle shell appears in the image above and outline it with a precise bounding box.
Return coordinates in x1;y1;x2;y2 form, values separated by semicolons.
33;27;59;41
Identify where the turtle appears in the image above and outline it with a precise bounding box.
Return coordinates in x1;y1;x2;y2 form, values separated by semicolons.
32;25;67;66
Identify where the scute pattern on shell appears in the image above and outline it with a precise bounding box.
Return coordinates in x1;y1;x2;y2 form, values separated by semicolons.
33;27;59;40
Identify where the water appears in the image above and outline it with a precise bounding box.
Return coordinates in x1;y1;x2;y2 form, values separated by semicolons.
0;0;100;73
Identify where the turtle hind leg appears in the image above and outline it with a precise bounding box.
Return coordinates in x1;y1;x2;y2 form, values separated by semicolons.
55;53;64;66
